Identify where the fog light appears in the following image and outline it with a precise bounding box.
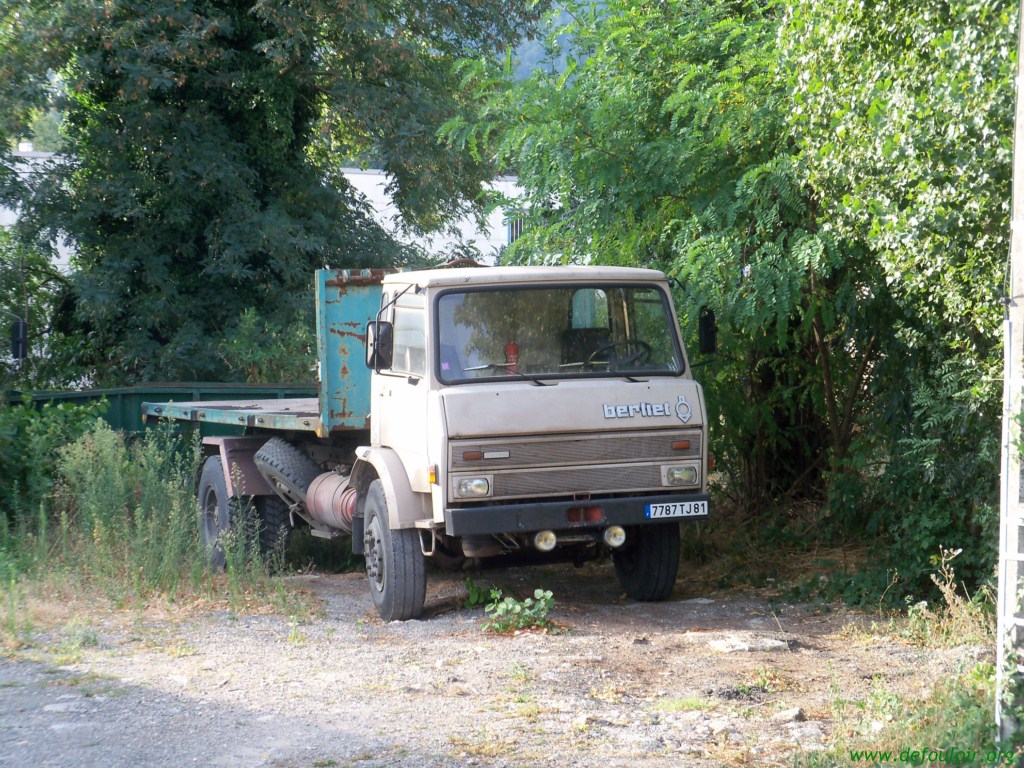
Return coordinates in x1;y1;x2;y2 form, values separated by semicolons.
665;465;698;486
603;526;626;548
533;530;557;552
454;477;490;498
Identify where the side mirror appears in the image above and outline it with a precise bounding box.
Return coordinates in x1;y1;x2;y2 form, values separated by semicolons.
11;320;27;360
697;308;717;356
365;320;394;371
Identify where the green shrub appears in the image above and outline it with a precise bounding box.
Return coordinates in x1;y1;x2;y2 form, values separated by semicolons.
796;664;1020;768
3;420;275;606
483;588;558;634
0;399;105;528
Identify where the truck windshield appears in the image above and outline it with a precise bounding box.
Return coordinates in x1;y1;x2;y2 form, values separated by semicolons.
436;284;684;383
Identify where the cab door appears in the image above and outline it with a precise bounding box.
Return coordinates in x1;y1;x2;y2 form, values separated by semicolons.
374;290;431;493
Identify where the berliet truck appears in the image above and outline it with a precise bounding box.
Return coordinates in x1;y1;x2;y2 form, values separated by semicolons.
143;265;713;621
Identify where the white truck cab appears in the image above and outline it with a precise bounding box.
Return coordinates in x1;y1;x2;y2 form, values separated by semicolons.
355;266;710;618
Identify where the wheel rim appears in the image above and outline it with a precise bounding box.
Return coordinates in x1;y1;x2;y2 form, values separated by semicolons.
365;514;386;594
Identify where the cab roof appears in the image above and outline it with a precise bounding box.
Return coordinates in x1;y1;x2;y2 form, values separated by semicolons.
383;265;667;289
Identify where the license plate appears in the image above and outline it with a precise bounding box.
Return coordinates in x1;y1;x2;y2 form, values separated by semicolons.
645;500;708;519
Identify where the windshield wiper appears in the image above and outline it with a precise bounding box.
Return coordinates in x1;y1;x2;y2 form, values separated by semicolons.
463;362;551;386
559;360;644;382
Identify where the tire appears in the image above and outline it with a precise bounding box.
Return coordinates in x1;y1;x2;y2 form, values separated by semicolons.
363;480;426;621
198;455;254;570
254;495;292;561
253;437;322;507
612;522;680;601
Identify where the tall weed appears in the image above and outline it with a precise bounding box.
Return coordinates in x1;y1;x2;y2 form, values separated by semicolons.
38;421;270;606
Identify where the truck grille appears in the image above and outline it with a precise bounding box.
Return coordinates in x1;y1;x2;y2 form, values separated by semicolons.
449;430;702;502
490;463;664;498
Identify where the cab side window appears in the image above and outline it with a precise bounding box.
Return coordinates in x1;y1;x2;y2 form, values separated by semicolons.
392;293;426;376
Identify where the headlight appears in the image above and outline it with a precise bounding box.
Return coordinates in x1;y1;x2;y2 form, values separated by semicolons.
664;465;699;487
454;476;491;498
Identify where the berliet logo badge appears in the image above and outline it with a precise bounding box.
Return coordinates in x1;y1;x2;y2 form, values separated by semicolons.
675;395;692;423
603;394;692;423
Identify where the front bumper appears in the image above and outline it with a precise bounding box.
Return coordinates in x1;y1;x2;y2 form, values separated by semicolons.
445;492;710;537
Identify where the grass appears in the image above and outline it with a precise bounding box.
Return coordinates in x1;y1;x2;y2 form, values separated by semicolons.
651;695;714;713
794;663;1020;768
791;552;1020;768
0;421;322;650
898;547;994;648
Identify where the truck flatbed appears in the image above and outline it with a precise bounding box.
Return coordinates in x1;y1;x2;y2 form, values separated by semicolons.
143;398;328;433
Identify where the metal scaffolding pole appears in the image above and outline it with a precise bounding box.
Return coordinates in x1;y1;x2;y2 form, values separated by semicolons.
997;0;1024;741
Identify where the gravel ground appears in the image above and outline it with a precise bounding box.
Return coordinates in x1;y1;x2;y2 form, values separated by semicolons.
0;561;986;767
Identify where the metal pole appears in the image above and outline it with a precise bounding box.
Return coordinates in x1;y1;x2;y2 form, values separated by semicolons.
997;0;1024;740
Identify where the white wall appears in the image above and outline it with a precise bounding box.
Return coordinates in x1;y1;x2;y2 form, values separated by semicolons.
344;168;521;266
2;149;75;272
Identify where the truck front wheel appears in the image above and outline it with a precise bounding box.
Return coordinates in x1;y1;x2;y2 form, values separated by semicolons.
363;480;426;621
612;522;680;602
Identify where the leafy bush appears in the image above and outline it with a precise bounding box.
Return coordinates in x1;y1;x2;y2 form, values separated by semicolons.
0;420;274;607
218;307;316;384
483;588;558;634
0;399;105;528
49;421;209;601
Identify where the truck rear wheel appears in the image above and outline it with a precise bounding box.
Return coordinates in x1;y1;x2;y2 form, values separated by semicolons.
612;522;680;601
363;480;425;621
198;455;254;570
254;495;292;561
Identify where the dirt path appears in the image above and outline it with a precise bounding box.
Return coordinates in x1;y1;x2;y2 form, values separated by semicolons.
0;562;985;767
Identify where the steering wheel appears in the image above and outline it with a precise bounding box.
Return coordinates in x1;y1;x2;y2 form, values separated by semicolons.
587;339;652;367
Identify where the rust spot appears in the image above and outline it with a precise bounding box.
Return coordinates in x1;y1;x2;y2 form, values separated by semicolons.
324;268;396;288
328;327;365;341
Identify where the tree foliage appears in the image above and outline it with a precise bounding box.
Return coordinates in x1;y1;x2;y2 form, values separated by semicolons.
781;0;1014;589
447;0;886;510
449;0;1014;594
0;0;547;383
0;228;71;389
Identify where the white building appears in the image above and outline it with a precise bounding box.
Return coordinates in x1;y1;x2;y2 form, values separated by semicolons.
345;167;522;265
1;147;522;270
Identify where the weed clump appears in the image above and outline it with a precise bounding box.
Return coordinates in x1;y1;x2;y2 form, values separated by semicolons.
482;588;560;634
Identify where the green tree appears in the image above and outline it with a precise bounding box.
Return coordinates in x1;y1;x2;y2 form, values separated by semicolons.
0;0;547;383
781;0;1014;589
0;228;72;390
450;0;1012;594
447;0;890;511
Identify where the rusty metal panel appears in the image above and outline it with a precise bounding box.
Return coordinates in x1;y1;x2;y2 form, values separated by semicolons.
315;268;397;435
202;436;273;498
